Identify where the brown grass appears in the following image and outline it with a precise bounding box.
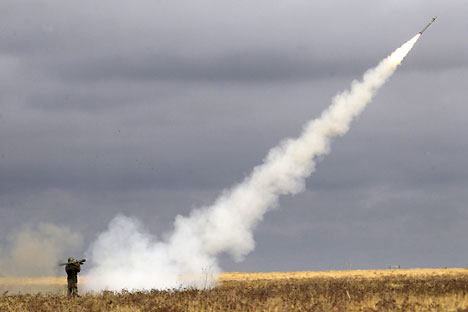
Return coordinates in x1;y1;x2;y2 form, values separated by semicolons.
221;268;468;281
1;268;468;311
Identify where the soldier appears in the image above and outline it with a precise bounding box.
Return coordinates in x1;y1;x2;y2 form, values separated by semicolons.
65;257;82;297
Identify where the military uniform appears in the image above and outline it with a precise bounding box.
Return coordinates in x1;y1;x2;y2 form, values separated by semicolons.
65;258;81;297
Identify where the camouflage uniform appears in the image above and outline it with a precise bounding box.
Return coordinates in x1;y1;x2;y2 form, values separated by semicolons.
65;258;81;297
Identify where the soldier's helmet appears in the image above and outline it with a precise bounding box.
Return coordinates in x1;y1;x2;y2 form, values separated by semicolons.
68;257;75;263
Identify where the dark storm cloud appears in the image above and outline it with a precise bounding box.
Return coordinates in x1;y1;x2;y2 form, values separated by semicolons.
1;0;468;273
1;0;465;85
55;52;361;83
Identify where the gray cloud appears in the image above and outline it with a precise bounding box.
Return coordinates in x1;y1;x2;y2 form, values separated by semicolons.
1;0;468;276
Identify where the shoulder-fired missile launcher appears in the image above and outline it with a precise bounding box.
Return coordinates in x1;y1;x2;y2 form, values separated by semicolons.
59;258;86;266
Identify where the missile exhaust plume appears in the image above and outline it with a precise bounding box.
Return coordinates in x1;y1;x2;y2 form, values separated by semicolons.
85;34;420;291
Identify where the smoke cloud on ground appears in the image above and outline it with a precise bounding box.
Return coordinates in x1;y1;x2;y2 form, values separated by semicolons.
0;223;83;277
85;34;420;291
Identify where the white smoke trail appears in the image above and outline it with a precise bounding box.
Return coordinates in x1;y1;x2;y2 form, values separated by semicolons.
85;34;420;291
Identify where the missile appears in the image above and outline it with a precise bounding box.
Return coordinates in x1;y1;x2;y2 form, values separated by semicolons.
419;17;437;35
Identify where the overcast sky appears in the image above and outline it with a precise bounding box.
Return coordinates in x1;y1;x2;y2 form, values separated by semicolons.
1;0;468;274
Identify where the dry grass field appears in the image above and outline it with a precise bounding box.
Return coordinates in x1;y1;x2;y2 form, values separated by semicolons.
1;268;468;311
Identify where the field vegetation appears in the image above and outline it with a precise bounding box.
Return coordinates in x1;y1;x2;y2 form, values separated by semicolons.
1;269;468;311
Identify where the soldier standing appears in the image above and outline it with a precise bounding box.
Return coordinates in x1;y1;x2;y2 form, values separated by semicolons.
65;257;82;297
